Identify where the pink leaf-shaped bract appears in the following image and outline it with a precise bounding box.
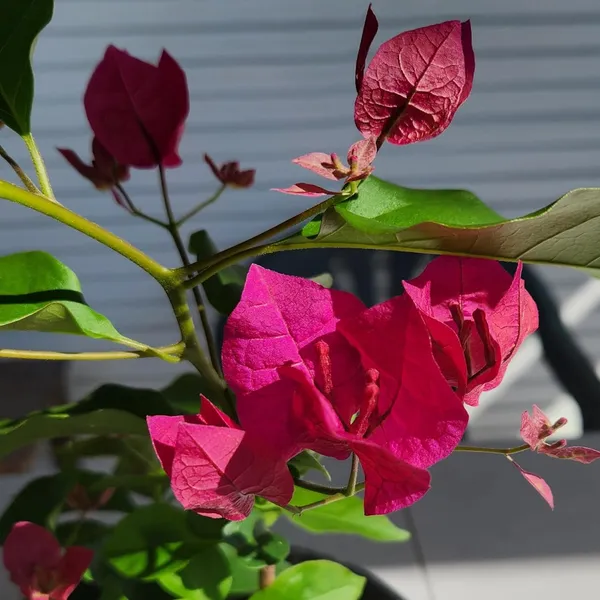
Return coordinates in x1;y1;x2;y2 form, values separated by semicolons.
355;4;379;93
204;154;255;188
511;460;554;509
171;424;294;521
272;183;341;197
222;266;468;514
520;405;600;464
58;138;130;207
355;20;475;146
3;522;92;600
84;46;189;168
404;257;538;406
346;137;377;181
292;152;347;181
147;396;293;521
338;293;469;469
223;264;367;453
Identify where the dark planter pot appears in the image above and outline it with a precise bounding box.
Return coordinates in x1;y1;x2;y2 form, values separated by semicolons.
233;545;407;600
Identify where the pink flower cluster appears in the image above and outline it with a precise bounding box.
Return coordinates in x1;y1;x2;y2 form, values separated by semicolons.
3;522;92;600
58;47;254;205
148;256;539;520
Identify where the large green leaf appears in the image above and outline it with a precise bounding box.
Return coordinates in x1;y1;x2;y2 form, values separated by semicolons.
0;384;173;459
101;504;224;581
248;560;365;600
0;473;73;542
0;251;147;348
161;373;228;416
0;410;146;460
157;547;232;600
0;0;53;134
189;230;245;315
335;176;502;233
288;451;331;481
287;489;410;542
283;178;600;276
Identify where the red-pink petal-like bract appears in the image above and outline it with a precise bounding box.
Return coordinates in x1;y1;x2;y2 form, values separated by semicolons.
147;396;293;521
520;405;600;464
346;137;377;181
404;257;538;406
354;19;475;146
57;138;130;208
355;4;379;94
292;152;346;181
222;265;468;514
3;521;92;600
84;46;189;168
272;183;340;197
204;154;255;188
511;461;554;510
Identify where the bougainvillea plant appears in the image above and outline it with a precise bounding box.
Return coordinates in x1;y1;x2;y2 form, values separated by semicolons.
0;2;599;598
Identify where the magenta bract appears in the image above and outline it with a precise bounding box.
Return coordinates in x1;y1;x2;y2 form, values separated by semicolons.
521;405;600;464
354;19;475;146
147;396;293;521
204;154;255;188
403;257;538;406
276;138;376;197
58;138;130;207
3;522;92;600
222;265;468;514
84;46;189;168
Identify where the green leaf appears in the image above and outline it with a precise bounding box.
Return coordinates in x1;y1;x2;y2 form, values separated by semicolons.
0;473;74;542
161;373;228;416
55;520;111;548
309;273;333;288
0;410;145;459
188;230;245;315
222;544;290;597
288;489;410;542
0;251;147;349
0;0;53;134
157;547;232;600
248;560;365;600
101;504;224;581
0;383;173;459
288;451;331;481
336;176;503;233
286;179;600;276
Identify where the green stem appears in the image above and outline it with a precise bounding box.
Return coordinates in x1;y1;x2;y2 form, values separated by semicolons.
158;166;223;377
180;192;346;278
286;483;366;516
185;242;281;289
345;453;359;496
186;234;531;291
294;479;346;495
455;443;530;455
167;286;227;394
0;181;171;284
22;132;56;201
116;183;168;228
176;184;226;226
0;143;40;194
0;343;184;362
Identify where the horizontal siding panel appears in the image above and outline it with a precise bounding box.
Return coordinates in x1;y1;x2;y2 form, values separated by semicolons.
50;0;600;31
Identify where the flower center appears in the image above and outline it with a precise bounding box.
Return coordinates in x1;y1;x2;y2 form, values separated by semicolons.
349;368;381;438
449;303;496;382
32;566;58;594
